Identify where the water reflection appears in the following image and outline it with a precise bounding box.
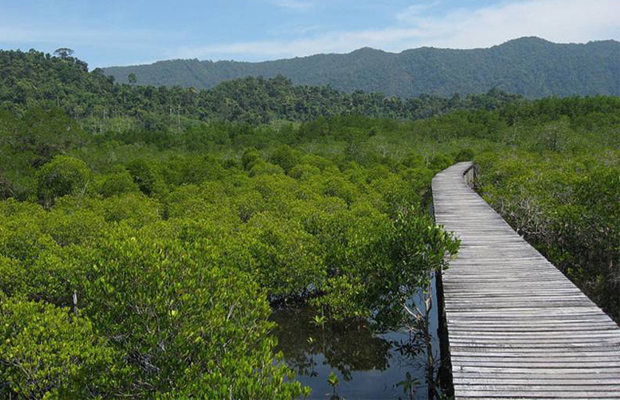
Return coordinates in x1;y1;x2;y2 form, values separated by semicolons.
272;307;393;380
271;280;442;400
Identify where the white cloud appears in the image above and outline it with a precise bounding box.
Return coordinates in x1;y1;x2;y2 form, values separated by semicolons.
396;2;441;23
400;0;620;49
267;25;323;36
172;0;620;60
267;0;314;11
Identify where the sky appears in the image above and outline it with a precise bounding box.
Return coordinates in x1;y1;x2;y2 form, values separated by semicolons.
0;0;618;68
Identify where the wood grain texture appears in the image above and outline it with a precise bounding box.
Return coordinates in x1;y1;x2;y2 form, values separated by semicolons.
432;162;620;399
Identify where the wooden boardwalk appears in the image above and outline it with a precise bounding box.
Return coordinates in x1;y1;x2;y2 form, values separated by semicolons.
432;162;620;399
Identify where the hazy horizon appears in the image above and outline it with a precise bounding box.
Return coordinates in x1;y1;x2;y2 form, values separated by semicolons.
100;36;617;68
0;0;618;68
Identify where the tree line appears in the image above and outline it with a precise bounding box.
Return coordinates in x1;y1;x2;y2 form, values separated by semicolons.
1;49;522;128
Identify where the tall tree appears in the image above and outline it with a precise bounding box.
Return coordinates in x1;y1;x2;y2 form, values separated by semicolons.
53;48;74;59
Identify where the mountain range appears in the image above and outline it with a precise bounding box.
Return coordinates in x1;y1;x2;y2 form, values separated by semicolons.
103;37;620;99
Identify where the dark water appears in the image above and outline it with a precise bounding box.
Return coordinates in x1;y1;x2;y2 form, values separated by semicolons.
272;278;442;400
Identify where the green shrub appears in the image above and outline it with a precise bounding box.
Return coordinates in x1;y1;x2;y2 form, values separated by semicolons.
99;169;139;197
0;219;59;262
249;161;284;177
289;163;321;180
244;213;326;299
428;154;454;171
126;158;161;196
37;156;91;207
455;148;475;162
241;147;261;170
269;145;299;173
99;193;161;226
0;296;119;399
78;232;306;398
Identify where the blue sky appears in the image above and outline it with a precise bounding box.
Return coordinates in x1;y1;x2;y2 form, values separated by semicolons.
0;0;618;68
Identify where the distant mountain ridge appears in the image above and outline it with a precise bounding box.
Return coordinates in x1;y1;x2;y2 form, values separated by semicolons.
103;37;620;98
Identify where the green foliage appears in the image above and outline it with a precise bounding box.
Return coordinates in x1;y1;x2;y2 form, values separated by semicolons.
429;154;454;172
328;371;339;389
396;371;419;399
242;147;261;170
249;161;285;177
0;108;88;163
37;156;91;207
125;158;161;196
0;216;58;263
245;213;326;299
455;148;475;162
269;145;300;173
98;194;161;227
0;296;119;399
0;49;524;128
75;232;305;398
98;168;139;197
0;128;463;395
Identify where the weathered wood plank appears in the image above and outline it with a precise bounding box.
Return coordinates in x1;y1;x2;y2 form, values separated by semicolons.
432;162;620;399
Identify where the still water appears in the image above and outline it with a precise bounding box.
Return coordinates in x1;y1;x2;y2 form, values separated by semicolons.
271;279;443;400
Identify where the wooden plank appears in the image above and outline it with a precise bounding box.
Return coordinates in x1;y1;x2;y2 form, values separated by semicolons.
453;390;620;398
432;162;620;399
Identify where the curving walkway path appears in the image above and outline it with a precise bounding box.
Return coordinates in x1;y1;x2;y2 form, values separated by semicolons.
432;161;620;399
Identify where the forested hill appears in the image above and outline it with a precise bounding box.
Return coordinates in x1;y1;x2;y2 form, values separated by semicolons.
0;49;521;127
103;37;620;98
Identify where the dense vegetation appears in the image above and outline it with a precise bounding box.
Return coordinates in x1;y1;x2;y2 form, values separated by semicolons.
0;48;521;128
1;49;619;397
0;108;466;397
104;37;620;98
